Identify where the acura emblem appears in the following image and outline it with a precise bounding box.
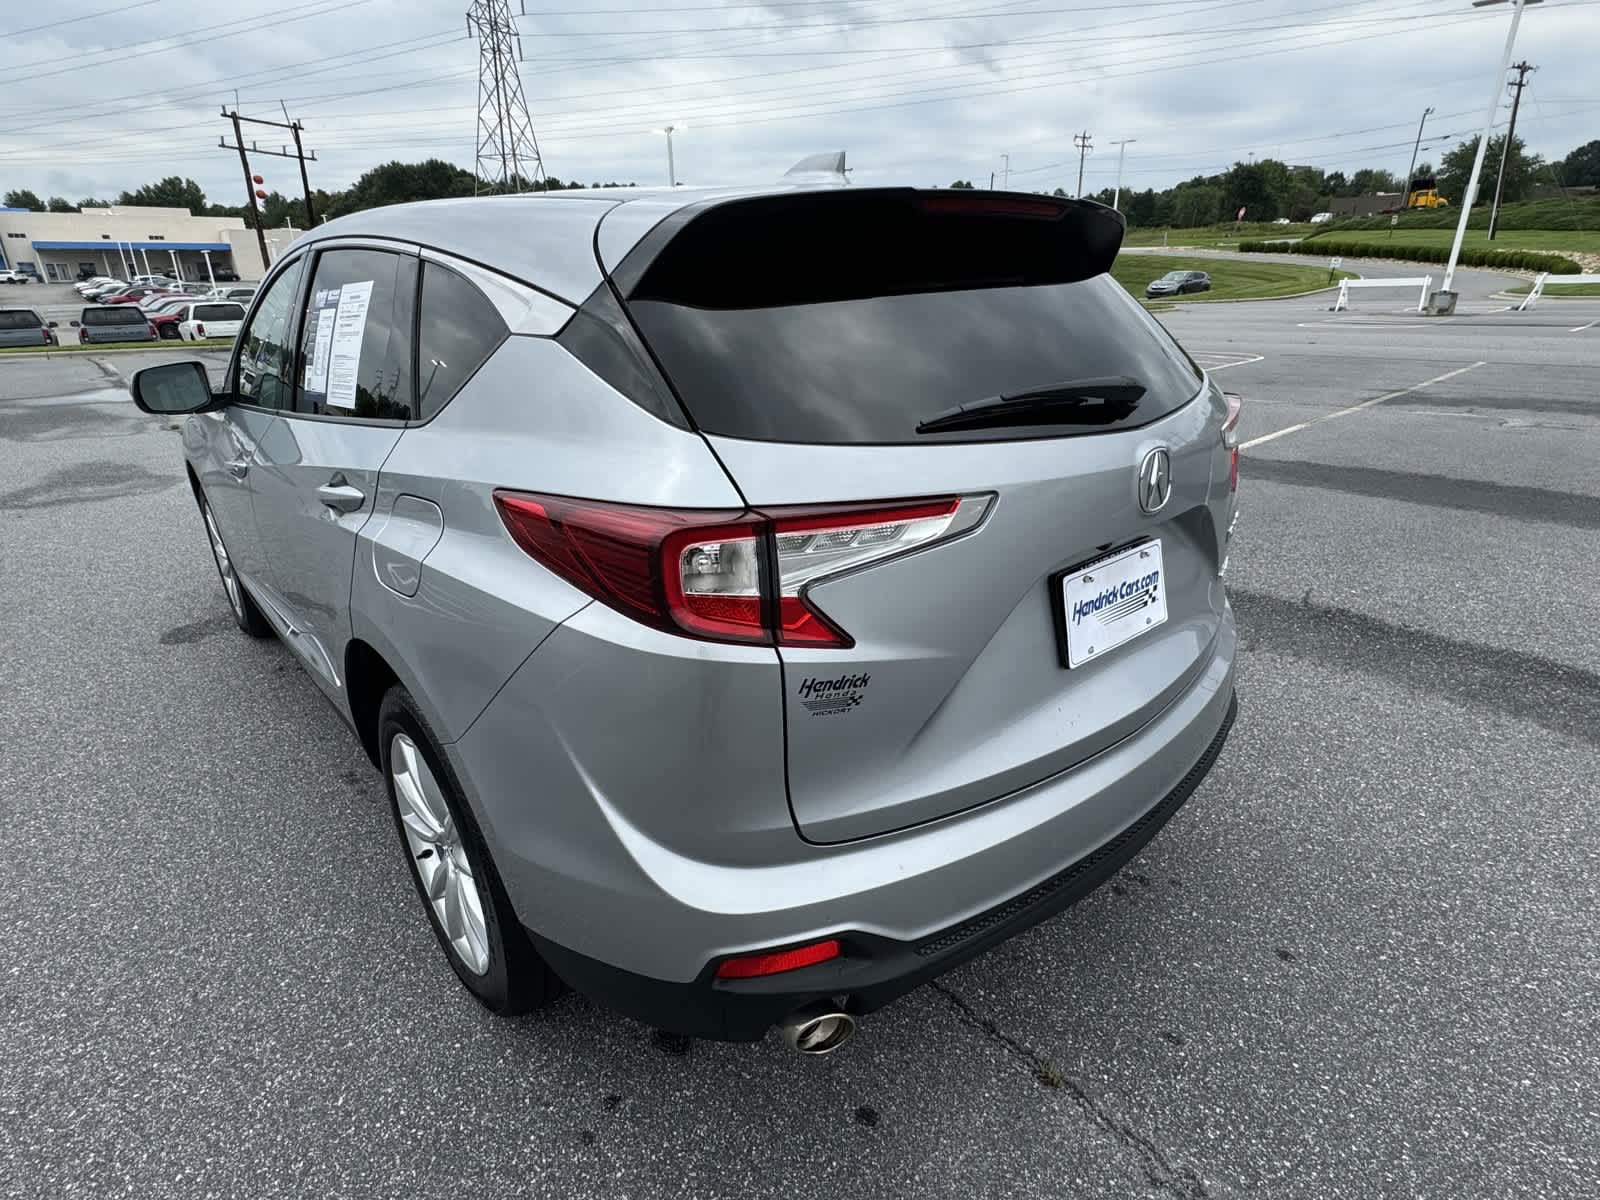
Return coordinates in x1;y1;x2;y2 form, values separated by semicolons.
1137;447;1172;514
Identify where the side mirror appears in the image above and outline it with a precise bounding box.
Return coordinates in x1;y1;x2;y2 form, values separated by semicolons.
69;320;80;327
130;361;216;415
47;321;57;328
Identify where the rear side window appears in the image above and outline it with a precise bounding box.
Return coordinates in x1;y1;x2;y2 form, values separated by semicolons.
0;311;41;329
296;248;417;420
416;262;506;420
623;190;1202;445
82;306;142;326
194;303;244;322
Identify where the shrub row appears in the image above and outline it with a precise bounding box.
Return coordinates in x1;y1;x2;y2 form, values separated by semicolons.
1237;239;1582;275
1312;196;1600;235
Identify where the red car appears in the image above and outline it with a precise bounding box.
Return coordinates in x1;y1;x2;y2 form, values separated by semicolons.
100;285;173;305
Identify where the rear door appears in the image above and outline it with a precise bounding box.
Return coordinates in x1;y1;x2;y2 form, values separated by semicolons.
612;190;1230;843
244;243;415;700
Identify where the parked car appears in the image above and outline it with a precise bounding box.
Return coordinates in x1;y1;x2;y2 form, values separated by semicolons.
1145;270;1212;298
84;281;131;301
143;298;200;339
202;285;257;303
210;266;241;282
77;276;120;296
0;307;56;347
178;301;246;341
0;269;32;285
101;285;173;305
1310;212;1335;224
75;304;156;344
127;186;1239;1050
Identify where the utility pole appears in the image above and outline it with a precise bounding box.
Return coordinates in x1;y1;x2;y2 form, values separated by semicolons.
220;106;320;259
1001;153;1010;190
467;0;546;192
1109;138;1136;211
224;110;271;274
1073;130;1093;199
1488;60;1535;240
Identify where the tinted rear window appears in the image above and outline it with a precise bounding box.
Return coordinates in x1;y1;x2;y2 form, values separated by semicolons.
83;307;144;326
623;191;1200;444
0;311;41;330
194;303;244;322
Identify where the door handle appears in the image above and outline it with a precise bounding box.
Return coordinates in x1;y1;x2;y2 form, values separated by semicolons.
317;483;366;514
225;456;250;479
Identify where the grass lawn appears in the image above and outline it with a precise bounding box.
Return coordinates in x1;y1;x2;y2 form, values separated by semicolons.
1506;281;1600;296
1124;223;1317;249
0;338;234;355
1303;227;1600;257
1113;253;1353;303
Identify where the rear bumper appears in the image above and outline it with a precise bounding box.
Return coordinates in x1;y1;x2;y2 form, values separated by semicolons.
454;604;1238;1040
530;689;1236;1041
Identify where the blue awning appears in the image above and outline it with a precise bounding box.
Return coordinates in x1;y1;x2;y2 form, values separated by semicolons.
31;240;233;252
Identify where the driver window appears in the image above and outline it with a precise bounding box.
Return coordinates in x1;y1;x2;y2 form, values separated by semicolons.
236;257;307;410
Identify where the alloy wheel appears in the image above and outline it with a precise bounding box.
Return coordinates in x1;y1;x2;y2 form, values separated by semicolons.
389;732;490;976
202;502;243;618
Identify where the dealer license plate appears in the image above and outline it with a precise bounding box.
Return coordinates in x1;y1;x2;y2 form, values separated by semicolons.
1060;541;1167;668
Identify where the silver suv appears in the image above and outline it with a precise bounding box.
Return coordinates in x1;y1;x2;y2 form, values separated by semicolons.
131;186;1239;1053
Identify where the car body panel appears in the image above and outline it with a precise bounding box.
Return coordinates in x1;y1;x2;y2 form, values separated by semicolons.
0;309;52;348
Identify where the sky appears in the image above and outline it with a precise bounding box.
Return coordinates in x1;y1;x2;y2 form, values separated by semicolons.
0;0;1596;208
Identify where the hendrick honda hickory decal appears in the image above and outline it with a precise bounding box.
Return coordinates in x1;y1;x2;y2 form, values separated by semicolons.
798;672;870;716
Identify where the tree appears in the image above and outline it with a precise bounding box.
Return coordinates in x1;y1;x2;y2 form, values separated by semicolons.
948;179;975;189
46;196;75;212
117;176;208;212
1171;183;1223;227
1346;168;1402;197
323;159;476;220
1438;134;1541;205
3;188;44;210
1557;139;1600;187
78;197;110;208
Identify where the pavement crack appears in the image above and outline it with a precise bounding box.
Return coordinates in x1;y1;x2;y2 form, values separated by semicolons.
930;980;1211;1199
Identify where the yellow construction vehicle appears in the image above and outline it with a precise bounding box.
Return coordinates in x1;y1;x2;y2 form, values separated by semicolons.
1405;176;1450;209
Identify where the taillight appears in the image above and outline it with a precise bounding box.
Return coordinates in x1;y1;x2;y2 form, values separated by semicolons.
714;938;841;979
494;491;990;647
195;322;206;338
148;323;158;338
1222;392;1242;493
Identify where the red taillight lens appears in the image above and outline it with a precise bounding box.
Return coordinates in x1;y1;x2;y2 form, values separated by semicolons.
494;491;989;648
715;938;841;979
195;322;206;338
917;193;1065;219
148;323;158;338
1222;392;1242;493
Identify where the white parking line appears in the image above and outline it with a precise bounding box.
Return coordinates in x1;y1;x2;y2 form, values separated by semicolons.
1571;319;1598;333
1193;352;1265;372
1239;362;1487;450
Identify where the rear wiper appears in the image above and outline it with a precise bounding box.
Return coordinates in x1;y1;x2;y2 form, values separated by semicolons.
914;376;1147;435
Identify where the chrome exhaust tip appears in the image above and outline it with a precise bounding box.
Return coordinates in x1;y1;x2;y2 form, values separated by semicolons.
778;1003;857;1055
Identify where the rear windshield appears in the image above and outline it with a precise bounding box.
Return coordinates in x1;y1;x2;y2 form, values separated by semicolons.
624;191;1202;444
194;303;244;321
0;311;41;329
83;307;144;326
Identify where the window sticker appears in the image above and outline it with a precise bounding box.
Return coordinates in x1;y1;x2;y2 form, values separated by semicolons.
324;280;373;411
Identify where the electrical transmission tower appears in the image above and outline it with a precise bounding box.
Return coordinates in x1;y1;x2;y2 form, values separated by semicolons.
467;0;546;193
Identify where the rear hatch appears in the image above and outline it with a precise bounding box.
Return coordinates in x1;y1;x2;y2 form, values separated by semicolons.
0;310;47;348
610;189;1228;843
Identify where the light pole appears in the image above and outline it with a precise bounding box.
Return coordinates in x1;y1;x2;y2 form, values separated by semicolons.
1433;0;1542;310
201;250;216;289
1073;131;1093;199
656;123;686;187
1403;106;1434;202
1109;138;1136;211
1001;153;1010;190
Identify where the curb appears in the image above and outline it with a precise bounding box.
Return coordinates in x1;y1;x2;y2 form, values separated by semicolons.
0;344;232;361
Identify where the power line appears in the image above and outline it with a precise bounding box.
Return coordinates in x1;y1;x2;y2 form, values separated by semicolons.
0;0;160;38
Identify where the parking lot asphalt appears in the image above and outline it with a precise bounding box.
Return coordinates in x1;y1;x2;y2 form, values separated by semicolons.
2;270;1597;1200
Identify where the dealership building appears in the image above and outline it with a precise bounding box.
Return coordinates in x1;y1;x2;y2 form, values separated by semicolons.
0;204;301;283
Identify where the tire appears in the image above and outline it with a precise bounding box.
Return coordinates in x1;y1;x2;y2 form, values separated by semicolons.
160;325;181;340
378;685;561;1015
199;494;272;637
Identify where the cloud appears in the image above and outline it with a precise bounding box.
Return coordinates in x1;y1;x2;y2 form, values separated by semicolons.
0;0;1594;204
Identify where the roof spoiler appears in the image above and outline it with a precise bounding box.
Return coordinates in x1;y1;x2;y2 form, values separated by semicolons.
782;152;849;185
